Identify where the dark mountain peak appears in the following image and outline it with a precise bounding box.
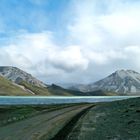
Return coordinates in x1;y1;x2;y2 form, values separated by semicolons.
50;84;63;89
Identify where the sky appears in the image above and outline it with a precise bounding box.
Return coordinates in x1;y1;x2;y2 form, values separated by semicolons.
0;0;140;84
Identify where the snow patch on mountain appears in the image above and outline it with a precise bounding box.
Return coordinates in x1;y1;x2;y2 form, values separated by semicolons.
0;66;47;87
69;69;140;95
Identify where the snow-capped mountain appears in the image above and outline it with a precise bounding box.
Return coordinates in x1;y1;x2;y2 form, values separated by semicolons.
70;70;140;95
0;66;47;87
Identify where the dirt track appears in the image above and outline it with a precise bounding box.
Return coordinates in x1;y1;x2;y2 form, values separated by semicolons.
0;104;93;140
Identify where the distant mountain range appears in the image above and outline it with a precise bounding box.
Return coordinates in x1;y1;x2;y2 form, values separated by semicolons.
0;66;140;96
0;66;108;96
68;70;140;95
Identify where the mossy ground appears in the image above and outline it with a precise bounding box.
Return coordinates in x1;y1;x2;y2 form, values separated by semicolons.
67;97;140;140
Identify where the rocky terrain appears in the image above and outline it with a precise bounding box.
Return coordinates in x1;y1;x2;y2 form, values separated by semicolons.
0;66;140;96
64;97;140;140
69;70;140;95
0;66;84;96
0;66;47;87
0;66;112;96
0;97;139;140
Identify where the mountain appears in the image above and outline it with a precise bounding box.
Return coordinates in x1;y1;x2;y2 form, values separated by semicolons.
69;70;140;95
0;66;47;87
0;66;104;96
1;66;138;96
0;66;79;96
18;82;83;96
0;75;31;95
69;84;90;92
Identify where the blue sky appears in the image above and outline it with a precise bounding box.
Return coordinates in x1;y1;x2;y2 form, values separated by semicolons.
0;0;140;84
0;0;74;46
0;0;69;34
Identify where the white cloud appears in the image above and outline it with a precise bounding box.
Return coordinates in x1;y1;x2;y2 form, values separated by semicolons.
68;0;140;57
100;8;140;38
64;0;140;83
0;31;89;82
69;0;140;46
47;45;88;71
0;0;140;84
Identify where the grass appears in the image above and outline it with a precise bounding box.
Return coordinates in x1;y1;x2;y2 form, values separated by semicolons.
19;81;51;95
91;100;140;139
0;98;140;140
0;103;92;140
0;76;119;96
0;76;29;96
19;82;85;96
68;97;140;140
0;103;86;127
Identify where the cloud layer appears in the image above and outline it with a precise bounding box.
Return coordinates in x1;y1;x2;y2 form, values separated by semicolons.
0;0;140;84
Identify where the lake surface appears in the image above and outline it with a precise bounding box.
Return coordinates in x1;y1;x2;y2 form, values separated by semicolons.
0;96;138;105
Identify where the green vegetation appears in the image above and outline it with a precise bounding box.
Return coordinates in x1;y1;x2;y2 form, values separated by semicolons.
19;81;51;95
47;84;84;96
0;98;140;140
0;103;92;127
67;97;140;140
0;104;91;140
19;82;85;96
0;106;37;126
0;75;118;96
91;98;140;140
0;76;30;95
86;90;118;96
0;104;83;126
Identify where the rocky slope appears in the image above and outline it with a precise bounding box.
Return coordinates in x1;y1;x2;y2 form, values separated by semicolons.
0;66;47;87
0;76;31;95
0;66;99;96
69;70;140;95
0;66;112;96
1;66;139;96
0;66;78;96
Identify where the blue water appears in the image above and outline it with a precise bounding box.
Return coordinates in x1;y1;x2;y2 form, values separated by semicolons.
0;96;138;105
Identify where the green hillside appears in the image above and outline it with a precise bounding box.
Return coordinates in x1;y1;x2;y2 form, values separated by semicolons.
19;81;51;96
0;75;117;96
19;82;84;96
0;76;30;96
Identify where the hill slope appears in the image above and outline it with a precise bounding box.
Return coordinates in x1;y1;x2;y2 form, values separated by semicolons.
0;66;46;87
0;66;130;96
0;66;83;96
69;70;140;95
90;70;140;95
0;76;31;95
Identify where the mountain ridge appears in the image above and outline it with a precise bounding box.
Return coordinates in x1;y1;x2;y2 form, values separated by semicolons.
0;67;139;96
0;66;107;96
0;66;47;87
68;69;140;95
